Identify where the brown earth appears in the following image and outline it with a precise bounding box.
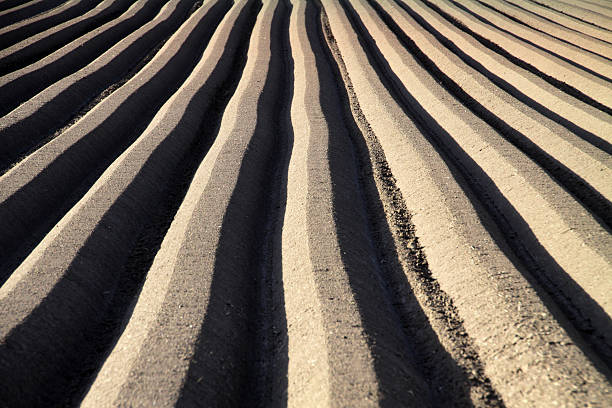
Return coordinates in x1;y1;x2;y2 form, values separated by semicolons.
0;0;610;406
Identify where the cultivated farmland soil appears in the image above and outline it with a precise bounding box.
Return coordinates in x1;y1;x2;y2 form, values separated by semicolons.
0;0;611;406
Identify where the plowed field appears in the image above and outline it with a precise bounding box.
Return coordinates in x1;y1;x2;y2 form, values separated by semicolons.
0;0;611;406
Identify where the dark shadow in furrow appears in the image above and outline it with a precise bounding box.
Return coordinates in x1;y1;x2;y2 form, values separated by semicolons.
474;0;612;61
0;0;140;76
500;0;612;45
0;0;103;50
0;4;259;407
582;0;612;13
417;0;612;116
0;0;157;110
447;0;612;82
529;0;612;32
320;2;504;407
314;1;436;405
312;3;432;406
0;0;32;13
0;0;203;174
175;1;291;407
340;0;612;377
0;0;231;286
68;5;264;406
0;0;65;27
393;0;612;157
0;33;172;178
369;1;612;238
251;1;292;406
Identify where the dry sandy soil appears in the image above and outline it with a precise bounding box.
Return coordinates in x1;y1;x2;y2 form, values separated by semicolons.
0;0;611;406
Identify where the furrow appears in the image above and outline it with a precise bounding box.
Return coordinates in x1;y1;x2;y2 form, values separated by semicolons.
0;0;253;405
0;0;32;13
577;0;612;17
0;0;200;174
0;0;136;76
581;0;612;15
322;6;505;407
479;0;612;59
81;1;292;406
530;0;612;30
372;0;612;229
504;0;612;42
454;0;612;80
495;0;612;57
0;0;100;49
78;2;261;405
346;0;612;368
425;0;612;112
396;0;612;153
0;0;163;113
1;0;610;405
322;0;612;406
281;4;330;405
249;2;293;406
0;0;66;28
0;0;229;286
284;1;432;406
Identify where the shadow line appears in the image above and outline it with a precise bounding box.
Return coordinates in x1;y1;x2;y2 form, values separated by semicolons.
176;1;291;406
0;0;166;116
529;0;612;33
370;0;612;241
0;0;231;286
448;0;612;82
0;0;200;173
343;0;612;376
0;0;139;77
473;0;612;61
318;2;506;405
418;0;612;116
498;0;612;45
393;0;612;156
0;3;254;405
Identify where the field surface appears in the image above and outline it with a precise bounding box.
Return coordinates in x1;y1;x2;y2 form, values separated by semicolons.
0;0;611;406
